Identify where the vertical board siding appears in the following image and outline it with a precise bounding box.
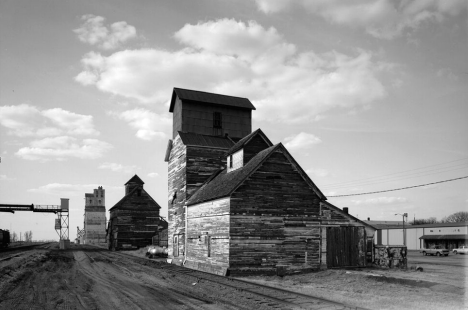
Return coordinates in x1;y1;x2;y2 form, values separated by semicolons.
326;226;366;268
229;149;322;275
320;202;374;267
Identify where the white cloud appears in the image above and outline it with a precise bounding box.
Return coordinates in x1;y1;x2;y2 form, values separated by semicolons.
16;137;112;161
74;15;137;50
147;172;159;178
76;19;389;124
174;19;296;63
99;162;138;174
255;0;294;14
351;196;408;206
28;183;121;196
306;168;329;177
255;0;467;39
109;108;170;140
0;175;15;181
284;132;321;150
0;104;99;137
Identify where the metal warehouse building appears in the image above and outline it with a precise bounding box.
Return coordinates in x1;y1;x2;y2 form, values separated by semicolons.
366;221;468;250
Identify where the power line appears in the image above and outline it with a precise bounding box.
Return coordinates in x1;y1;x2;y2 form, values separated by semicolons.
322;164;468;190
321;157;468;189
327;175;468;198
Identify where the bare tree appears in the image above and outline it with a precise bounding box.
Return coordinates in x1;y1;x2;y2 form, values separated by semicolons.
441;211;468;223
11;232;17;242
23;231;33;242
410;217;438;225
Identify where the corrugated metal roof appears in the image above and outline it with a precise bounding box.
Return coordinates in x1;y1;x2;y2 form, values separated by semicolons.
178;132;234;149
169;88;256;112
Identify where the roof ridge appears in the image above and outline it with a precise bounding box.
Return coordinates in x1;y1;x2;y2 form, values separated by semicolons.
186;144;280;206
225;128;273;156
173;87;250;100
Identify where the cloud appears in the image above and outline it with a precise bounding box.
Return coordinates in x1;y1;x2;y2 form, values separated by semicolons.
16;137;113;161
255;0;294;14
306;168;329;177
99;162;138;174
74;15;137;50
28;183;121;196
147;172;159;178
76;19;389;124
436;67;459;81
109;108;170;140
174;19;296;63
284;132;321;150
0;104;99;137
0;175;16;181
351;196;408;206
255;0;467;39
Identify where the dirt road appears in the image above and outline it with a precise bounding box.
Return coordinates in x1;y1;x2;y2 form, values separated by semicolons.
0;245;352;310
0;245;466;310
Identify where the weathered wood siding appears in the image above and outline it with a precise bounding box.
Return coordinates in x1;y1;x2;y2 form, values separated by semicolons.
179;101;252;139
172;97;183;139
320;202;375;267
168;135;228;262
243;134;271;164
167;135;187;261
109;191;161;249
186;146;227;198
229;149;322;275
186;198;230;275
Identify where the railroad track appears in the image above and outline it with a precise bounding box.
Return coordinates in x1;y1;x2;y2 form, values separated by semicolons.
95;249;365;310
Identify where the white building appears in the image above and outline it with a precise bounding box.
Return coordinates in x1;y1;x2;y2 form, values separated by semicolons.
365;221;468;250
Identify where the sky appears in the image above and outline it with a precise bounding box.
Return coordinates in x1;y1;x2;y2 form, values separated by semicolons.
1;0;467;241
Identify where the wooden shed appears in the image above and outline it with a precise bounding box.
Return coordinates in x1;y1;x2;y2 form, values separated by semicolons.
108;175;165;250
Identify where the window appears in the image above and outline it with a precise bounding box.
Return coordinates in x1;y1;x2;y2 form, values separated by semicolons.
98;200;101;205
229;155;233;168
213;112;222;128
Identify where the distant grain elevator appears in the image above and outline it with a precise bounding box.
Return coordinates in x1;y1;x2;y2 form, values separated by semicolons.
84;186;107;244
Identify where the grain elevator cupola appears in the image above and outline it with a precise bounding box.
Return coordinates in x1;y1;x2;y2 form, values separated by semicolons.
169;87;256;139
125;174;144;195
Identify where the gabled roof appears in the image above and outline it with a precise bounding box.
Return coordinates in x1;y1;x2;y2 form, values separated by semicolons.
169;88;256;112
178;131;234;149
321;201;377;231
225;128;273;156
109;186;161;211
125;174;144;185
186;145;278;206
186;143;326;206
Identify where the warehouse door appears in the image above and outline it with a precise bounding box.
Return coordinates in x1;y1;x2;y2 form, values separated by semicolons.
326;226;365;268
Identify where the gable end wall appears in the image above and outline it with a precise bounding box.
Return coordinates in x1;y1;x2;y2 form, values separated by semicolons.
229;149;322;275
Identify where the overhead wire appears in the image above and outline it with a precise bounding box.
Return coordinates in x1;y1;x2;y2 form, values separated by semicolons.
320;157;468;190
327;175;468;197
322;163;468;190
